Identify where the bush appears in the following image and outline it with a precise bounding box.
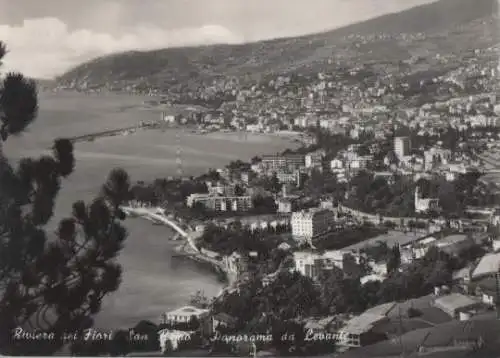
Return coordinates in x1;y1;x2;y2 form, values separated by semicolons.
407;307;422;318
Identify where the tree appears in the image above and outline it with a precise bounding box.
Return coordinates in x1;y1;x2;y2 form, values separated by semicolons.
386;245;401;274
108;330;131;356
189;290;210;309
0;42;130;355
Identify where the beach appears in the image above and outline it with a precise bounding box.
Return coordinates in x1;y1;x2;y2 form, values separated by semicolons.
3;91;300;329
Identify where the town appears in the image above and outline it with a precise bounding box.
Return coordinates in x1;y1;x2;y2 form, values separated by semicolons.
16;4;500;357
59;14;500;357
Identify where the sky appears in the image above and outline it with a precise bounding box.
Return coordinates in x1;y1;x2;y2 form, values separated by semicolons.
0;0;439;79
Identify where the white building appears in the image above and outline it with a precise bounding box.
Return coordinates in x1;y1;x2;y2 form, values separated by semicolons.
394;136;411;159
162;306;210;324
424;147;452;170
291;208;335;241
472;252;500;279
293;250;347;279
350;155;373;170
276;170;301;185
186;193;253;212
336;304;391;347
330;158;344;172
414;186;439;213
207;182;236;196
305;150;325;169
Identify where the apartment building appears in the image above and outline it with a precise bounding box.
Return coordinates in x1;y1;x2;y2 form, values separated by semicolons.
394;136;411;159
276;170;301;185
261;154;305;172
293;250;346;279
305;150;326;169
207;182;236;196
291;208;335;241
186;193;253;212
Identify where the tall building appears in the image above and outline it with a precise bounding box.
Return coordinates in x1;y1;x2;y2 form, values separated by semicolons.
261;154;305;172
394;136;411;159
291;208;334;241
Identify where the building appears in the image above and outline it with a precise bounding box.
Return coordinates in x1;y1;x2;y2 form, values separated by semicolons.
349;155;373;171
212;313;238;332
207;182;236;196
424;147;452;170
276;197;299;213
433;293;482;319
394;136;411;159
336;304;392;347
435;234;475;256
261;154;305;172
400;236;438;263
305;150;325;169
291;208;335;241
162;306;210;324
474;276;500;305
293;250;346;279
414;186;439;213
186;193;253;212
330;158;344;172
276;170;301;185
472;252;500;280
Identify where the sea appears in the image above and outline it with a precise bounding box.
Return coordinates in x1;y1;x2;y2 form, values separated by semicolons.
3;91;299;329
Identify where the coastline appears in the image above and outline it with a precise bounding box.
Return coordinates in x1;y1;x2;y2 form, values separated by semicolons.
121;205;235;299
6;92;301;330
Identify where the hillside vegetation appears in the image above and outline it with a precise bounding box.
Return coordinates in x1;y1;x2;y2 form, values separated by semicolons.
56;0;497;91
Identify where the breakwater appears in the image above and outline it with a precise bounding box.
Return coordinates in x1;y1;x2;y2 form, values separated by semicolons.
67;123;154;143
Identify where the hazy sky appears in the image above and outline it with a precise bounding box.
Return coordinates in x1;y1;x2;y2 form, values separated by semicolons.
0;0;438;79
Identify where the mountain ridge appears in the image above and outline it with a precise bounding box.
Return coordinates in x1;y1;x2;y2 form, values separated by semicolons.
56;0;498;91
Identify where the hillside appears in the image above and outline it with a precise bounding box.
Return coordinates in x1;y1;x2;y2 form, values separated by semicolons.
56;0;498;91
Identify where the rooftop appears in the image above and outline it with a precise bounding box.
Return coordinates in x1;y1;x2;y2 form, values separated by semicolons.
341;314;386;335
434;293;480;313
165;305;210;317
338;319;500;358
436;234;470;247
472;252;500;279
342;231;421;251
340;310;390;335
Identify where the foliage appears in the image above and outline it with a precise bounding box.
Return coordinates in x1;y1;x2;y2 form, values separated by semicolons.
303;169;340;198
214;241;464;340
313;224;386;251
130;177;208;207
251;194;278;214
386;245;401;274
198;223;284;257
0;42;130;355
345;170;416;217
189;290;211;309
407;307;422;318
213;271;321;334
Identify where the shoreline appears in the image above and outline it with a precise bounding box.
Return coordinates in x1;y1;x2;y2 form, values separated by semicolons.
121;205;235;298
